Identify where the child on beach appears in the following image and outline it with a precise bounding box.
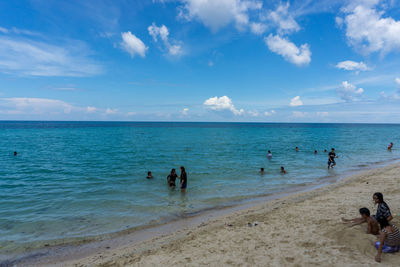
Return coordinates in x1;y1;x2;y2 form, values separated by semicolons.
374;216;400;262
328;148;337;169
373;192;393;222
341;207;379;235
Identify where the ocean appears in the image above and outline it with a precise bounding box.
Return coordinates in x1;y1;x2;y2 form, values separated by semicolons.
1;121;399;255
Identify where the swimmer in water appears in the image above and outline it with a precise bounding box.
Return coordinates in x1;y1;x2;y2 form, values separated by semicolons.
280;166;286;174
267;150;272;158
314;150;318;154
146;171;153;179
295;147;299;152
260;168;265;175
167;169;178;187
14;151;17;156
180;166;187;192
328;148;337;169
388;142;393;150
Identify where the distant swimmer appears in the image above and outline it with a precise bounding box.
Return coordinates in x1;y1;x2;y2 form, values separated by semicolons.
280;166;286;174
388;142;393;150
260;168;265;175
180;166;187;192
295;147;299;152
167;169;178;187
328;148;337;169
324;149;327;152
146;171;153;179
14;151;17;156
267;150;272;158
314;150;318;154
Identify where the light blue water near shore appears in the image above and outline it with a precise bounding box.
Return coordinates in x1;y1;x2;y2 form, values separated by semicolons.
0;122;399;253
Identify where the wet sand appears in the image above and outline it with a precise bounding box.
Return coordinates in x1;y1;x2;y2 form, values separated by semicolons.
6;163;400;266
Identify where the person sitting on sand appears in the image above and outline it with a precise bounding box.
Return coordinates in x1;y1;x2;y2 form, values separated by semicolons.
388;142;393;150
280;166;286;174
167;169;178;187
373;192;393;222
342;208;379;235
328;148;337;169
260;168;265;175
180;166;187;192
374;216;400;262
146;171;153;179
267;150;272;158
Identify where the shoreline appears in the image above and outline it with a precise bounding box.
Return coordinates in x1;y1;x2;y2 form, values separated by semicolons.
3;160;400;266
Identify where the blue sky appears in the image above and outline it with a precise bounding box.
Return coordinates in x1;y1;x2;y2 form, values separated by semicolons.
1;0;400;122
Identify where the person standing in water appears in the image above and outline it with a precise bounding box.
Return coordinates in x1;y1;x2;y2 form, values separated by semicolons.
295;147;299;152
328;148;337;169
167;168;178;187
146;171;153;179
280;166;286;174
388;142;393;150
260;168;265;175
180;166;187;192
267;150;272;158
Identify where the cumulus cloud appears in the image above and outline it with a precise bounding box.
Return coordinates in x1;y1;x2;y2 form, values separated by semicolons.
178;0;262;32
148;23;183;56
336;81;364;102
121;31;148;58
0;36;102;77
265;34;311;66
336;60;369;71
268;2;300;34
204;95;244;115
181;107;189;115
264;110;276;116
105;108;118;115
0;97;74;115
248;110;259;117
290;96;303;107
250;22;267;35
86;106;97;113
316;111;328;117
338;1;400;54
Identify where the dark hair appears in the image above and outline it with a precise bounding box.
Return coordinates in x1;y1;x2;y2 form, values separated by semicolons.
280;166;284;169
331;148;335;150
359;207;370;216
261;168;264;171
148;171;151;175
373;192;384;203
268;150;271;153
171;168;176;174
377;216;390;229
180;166;186;173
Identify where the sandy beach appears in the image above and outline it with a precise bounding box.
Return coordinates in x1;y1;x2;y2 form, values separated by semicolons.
30;162;396;267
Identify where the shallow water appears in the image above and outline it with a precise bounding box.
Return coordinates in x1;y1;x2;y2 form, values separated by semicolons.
1;122;399;253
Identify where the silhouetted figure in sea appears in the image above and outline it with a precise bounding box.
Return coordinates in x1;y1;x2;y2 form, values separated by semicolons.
180;166;187;192
13;151;17;156
260;168;265;175
146;171;153;179
167;169;178;187
280;166;286;174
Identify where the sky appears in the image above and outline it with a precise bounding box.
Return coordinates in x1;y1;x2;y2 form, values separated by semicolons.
1;0;400;122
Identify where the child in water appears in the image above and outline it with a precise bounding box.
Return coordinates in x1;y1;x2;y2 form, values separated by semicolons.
280;166;286;174
146;171;153;179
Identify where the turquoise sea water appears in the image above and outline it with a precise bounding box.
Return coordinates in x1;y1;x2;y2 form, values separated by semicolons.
1;122;399;254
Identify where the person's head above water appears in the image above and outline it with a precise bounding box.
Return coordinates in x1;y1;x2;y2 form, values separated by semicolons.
331;148;335;151
314;150;318;154
324;149;327;152
268;150;271;153
147;171;152;175
171;168;176;175
260;168;264;172
359;207;370;218
14;151;17;156
280;166;286;172
373;192;384;204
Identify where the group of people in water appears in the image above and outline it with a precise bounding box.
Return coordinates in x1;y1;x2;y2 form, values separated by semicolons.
342;192;400;262
146;166;188;192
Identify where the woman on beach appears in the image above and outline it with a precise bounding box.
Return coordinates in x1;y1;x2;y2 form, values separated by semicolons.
180;166;187;192
373;192;393;222
167;169;178;187
374;216;400;262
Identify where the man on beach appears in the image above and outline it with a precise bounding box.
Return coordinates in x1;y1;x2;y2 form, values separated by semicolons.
342;207;379;235
328;148;337;169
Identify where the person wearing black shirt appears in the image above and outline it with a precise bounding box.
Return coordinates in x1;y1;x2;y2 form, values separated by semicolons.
180;166;187;192
328;148;337;168
167;168;178;187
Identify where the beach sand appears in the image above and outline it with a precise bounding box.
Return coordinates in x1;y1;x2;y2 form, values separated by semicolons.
44;163;400;266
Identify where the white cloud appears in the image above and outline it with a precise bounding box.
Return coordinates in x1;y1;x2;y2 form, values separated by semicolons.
181;107;189;115
105;108;118;115
248;110;259;117
316;111;328;117
0;98;74;115
0;27;8;34
292;111;307;118
336;81;364;102
396;77;400;86
264;110;276;116
268;2;300;34
336;60;369;71
290;96;303;107
178;0;262;32
265;34;311;66
204;95;244;115
127;111;136;116
338;1;400;54
0;36;102;77
148;23;183;56
121;31;148;58
250;22;267;35
86;106;97;113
